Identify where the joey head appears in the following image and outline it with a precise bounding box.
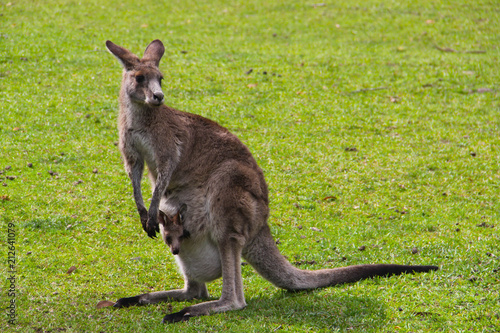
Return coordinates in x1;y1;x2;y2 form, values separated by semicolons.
158;205;190;255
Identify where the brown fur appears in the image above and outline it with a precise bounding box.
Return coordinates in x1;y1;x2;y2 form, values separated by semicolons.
106;40;438;323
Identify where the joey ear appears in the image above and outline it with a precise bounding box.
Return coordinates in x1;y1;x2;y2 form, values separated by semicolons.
105;40;140;70
158;210;168;224
142;39;165;67
172;212;182;226
178;204;187;222
179;204;187;214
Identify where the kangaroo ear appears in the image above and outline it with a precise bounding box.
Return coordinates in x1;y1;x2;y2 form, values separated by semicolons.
142;39;165;67
106;40;139;70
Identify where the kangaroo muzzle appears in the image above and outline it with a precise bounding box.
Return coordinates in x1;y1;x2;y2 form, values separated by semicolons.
146;80;164;106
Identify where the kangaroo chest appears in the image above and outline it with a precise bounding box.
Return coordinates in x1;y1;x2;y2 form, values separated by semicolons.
124;128;159;173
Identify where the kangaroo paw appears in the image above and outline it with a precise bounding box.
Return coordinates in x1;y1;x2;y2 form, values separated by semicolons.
114;295;141;308
162;308;192;323
146;217;159;238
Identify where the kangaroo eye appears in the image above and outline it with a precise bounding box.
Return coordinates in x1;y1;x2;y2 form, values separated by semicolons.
135;75;145;83
165;236;172;244
159;77;164;87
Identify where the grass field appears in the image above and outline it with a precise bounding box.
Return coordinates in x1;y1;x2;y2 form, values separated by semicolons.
1;0;499;331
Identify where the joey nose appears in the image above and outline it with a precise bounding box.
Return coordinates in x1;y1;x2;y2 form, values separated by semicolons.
153;91;164;103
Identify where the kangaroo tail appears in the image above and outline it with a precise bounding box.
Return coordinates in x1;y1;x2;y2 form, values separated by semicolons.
242;225;438;291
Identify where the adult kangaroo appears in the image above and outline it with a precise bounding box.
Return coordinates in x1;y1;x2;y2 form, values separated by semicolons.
106;39;438;323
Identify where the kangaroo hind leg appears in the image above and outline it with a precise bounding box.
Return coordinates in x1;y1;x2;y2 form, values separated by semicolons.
114;279;209;308
162;236;246;323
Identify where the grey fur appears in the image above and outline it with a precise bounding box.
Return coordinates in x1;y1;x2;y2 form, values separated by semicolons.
106;40;438;323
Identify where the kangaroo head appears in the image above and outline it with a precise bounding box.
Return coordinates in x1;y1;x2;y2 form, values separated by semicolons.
158;206;190;255
106;40;165;107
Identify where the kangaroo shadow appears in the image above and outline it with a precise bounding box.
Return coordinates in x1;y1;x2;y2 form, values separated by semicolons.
239;290;388;331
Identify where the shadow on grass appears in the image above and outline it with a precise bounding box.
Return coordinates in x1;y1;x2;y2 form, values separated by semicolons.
21;216;74;231
239;290;387;331
103;292;387;331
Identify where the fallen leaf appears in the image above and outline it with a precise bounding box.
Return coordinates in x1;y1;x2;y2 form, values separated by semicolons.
96;300;116;309
425;19;435;24
247;83;258;88
413;311;438;317
435;45;457;53
465;49;486;54
67;266;77;274
294;260;317;265
477;222;494;228
475;88;494;93
310;227;323;232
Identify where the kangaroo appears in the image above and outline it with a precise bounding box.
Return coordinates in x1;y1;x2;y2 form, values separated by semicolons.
158;205;189;255
106;39;438;323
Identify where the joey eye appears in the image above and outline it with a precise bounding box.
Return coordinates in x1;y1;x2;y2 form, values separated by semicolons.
135;75;145;83
159;77;164;87
165;236;172;244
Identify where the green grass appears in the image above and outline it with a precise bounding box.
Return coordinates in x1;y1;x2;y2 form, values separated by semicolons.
1;0;499;331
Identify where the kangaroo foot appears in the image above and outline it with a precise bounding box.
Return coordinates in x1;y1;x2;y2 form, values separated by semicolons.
114;295;141;308
162;308;193;323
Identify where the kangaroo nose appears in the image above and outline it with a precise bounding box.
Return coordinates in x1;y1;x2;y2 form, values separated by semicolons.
153;91;164;102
